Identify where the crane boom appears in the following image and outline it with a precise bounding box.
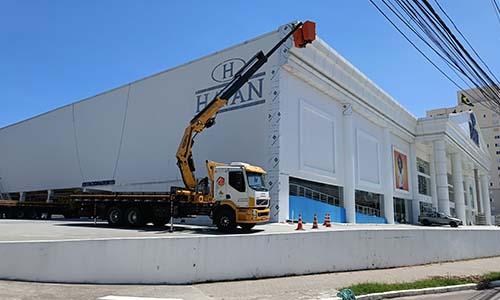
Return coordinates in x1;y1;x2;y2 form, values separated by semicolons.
176;22;313;190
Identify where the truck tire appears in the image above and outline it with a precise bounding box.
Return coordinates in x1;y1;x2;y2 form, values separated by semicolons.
15;209;25;219
422;219;431;226
215;207;236;233
107;207;124;226
240;223;256;232
125;207;144;227
450;221;458;228
152;207;170;227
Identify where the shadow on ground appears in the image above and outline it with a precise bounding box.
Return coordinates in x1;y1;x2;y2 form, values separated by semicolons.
55;221;265;235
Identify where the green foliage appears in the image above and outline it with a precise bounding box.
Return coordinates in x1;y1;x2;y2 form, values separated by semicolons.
341;272;500;296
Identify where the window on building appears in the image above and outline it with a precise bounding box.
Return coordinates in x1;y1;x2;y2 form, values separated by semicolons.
484;114;487;118
496;151;500;155
355;190;383;217
289;177;343;207
417;158;431;196
448;174;454;202
394;197;411;224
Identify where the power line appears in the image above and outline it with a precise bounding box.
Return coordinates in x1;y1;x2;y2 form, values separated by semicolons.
492;0;500;29
369;0;500;113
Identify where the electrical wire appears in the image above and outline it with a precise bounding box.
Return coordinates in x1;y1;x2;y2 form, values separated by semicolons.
369;0;500;113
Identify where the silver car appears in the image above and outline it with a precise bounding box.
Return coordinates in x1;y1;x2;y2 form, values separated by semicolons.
418;211;462;228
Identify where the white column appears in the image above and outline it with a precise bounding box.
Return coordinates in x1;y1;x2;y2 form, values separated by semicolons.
46;190;53;204
278;174;289;222
464;171;474;225
429;152;438;210
433;140;450;215
382;128;394;224
19;192;26;203
480;173;492;225
451;153;466;224
475;169;483;214
409;143;420;224
342;104;356;224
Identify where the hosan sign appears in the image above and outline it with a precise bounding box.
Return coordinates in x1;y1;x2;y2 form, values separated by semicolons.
195;58;266;114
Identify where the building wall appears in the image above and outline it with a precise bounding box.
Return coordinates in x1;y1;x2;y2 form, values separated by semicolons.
0;30;285;193
426;87;499;218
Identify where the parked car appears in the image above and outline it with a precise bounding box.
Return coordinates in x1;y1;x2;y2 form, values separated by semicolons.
418;211;462;227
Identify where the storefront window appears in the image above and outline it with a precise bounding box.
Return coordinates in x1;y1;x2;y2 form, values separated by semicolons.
289;177;343;207
355;190;383;217
417;158;431;196
394;197;411;224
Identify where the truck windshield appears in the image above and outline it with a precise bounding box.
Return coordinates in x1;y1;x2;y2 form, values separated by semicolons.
246;172;268;191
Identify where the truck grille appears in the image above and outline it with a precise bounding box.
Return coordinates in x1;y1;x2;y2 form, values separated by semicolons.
256;199;269;206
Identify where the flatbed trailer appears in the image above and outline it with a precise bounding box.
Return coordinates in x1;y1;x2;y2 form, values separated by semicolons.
71;189;269;228
0;200;77;219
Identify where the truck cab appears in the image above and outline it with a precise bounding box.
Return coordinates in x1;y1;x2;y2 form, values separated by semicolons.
212;162;270;232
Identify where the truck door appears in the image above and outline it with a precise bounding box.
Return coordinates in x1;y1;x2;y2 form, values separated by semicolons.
214;167;248;207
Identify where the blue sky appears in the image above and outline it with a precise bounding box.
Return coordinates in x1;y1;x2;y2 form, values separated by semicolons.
1;0;499;128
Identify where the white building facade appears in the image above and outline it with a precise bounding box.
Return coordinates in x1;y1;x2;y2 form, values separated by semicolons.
0;23;493;225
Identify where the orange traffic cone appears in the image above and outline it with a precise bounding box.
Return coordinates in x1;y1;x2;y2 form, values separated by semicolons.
324;213;332;228
296;214;304;230
312;213;319;229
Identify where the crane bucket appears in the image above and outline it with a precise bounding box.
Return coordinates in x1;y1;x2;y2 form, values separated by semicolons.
293;21;316;48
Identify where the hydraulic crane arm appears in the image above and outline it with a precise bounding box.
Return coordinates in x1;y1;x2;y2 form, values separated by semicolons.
176;21;315;190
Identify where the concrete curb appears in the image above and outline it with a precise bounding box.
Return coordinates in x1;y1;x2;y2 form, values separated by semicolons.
352;283;477;299
325;280;500;299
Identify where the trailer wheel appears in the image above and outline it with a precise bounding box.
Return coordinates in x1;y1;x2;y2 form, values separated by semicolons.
214;207;236;233
15;209;25;219
240;223;256;232
152;207;170;227
107;207;124;226
125;207;144;227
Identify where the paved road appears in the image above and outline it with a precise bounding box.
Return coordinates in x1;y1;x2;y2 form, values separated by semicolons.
0;219;498;241
0;256;499;300
393;288;500;299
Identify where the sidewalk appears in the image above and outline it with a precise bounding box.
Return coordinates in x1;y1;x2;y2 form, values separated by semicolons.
195;256;500;300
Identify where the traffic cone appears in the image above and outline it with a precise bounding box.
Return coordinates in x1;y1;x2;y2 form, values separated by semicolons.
296;214;304;230
324;213;331;228
312;213;319;229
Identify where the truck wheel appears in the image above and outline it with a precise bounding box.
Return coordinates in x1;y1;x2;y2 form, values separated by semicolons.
107;207;124;226
215;208;236;233
450;221;458;228
240;223;256;232
15;210;25;219
422;219;431;226
125;207;144;227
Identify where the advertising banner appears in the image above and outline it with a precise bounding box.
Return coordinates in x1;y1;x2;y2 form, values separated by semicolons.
393;148;409;191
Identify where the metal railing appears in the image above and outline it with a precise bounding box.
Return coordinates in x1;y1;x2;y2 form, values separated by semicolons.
355;204;381;217
289;183;340;206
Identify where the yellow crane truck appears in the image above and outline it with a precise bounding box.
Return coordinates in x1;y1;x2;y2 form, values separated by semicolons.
27;21;315;232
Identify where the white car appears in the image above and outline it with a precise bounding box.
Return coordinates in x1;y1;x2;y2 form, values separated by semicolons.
418;212;462;228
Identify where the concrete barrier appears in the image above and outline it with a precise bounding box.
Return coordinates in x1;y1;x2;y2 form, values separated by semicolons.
1;228;500;284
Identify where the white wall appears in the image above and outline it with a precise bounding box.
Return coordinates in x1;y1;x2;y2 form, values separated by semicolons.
0;30;285;193
1;228;499;284
279;70;344;187
354;114;384;194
